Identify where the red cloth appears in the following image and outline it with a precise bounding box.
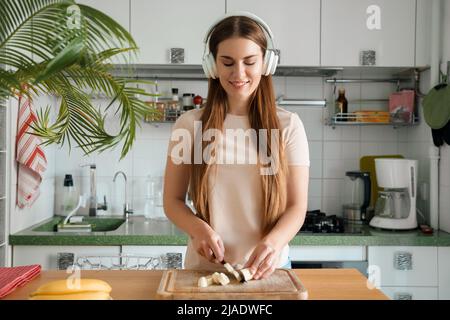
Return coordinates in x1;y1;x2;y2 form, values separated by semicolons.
15;95;47;208
0;264;41;298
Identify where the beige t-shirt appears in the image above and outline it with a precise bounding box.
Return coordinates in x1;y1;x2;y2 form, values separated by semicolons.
167;107;310;270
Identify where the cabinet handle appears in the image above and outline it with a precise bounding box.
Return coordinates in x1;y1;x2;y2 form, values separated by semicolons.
393;251;413;270
394;292;412;300
57;252;75;270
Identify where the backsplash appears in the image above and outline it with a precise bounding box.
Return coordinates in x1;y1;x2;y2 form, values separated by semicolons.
9;73;435;230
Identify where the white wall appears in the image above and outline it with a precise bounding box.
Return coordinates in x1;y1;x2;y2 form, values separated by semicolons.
439;0;450;232
9;95;56;234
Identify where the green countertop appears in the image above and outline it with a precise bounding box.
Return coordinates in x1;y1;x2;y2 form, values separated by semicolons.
9;215;450;246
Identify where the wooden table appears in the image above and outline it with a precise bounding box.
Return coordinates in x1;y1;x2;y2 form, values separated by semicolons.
2;268;388;300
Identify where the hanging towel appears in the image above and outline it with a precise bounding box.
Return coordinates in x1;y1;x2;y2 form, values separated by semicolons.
15;95;47;208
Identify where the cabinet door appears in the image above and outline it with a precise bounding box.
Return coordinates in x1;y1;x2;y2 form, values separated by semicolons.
381;286;439;300
13;246;121;270
438;247;450;300
321;0;416;67
368;246;438;287
226;0;320;66
131;0;224;64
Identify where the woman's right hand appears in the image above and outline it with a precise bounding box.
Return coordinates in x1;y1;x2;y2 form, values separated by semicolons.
190;221;225;264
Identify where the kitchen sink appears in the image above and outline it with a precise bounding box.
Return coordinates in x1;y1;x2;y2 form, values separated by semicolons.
32;217;126;233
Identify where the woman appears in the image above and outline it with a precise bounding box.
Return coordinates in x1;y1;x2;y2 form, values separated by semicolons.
163;13;309;280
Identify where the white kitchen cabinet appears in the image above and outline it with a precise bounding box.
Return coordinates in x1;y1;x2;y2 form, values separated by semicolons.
13;246;120;270
130;0;224;64
415;0;432;67
290;246;366;261
226;0;320;66
321;0;416;67
368;246;438;287
438;247;450;300
121;245;186;268
380;286;439;300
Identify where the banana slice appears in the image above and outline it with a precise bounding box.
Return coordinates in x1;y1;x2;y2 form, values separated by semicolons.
223;263;242;282
216;273;230;286
240;268;254;282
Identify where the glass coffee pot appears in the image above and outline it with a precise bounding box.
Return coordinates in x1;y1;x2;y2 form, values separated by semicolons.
374;188;410;219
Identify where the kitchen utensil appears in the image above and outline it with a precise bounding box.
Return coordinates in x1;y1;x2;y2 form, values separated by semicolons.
342;171;371;224
423;83;450;129
360;155;404;208
369;158;418;230
156;269;308;300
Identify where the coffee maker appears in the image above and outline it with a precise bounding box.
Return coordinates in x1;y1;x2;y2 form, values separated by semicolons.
342;171;371;224
369;158;418;230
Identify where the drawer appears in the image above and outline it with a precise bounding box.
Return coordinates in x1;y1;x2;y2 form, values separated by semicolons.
368;246;438;286
290;246;366;261
381;286;438;300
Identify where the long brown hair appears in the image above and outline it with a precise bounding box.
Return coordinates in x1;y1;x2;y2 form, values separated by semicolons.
189;16;288;235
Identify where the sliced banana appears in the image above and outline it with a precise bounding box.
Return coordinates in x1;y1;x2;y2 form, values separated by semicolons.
240;268;254;282
198;276;208;288
223;263;242;282
216;273;230;286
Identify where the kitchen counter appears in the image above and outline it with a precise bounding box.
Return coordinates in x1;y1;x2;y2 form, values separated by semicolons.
2;269;388;300
9;216;450;246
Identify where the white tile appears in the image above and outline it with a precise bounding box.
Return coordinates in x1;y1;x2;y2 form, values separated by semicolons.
341;142;360;160
309;141;323;160
377;142;399;155
323;141;341;160
307;197;322;211
342;158;360;173
322;197;344;216
309;160;322;179
133;156;165;178
323;159;344;179
136;122;173;139
324;125;342;141
360;142;380;156
308;179;322;198
341;126;361;141
95;147;133;178
439;145;450;187
273;77;286;97
132;139;169;158
361;126;398;142
323;179;343;198
302;120;323;141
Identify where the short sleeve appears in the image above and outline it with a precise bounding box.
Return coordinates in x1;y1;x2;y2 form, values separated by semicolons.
284;113;310;166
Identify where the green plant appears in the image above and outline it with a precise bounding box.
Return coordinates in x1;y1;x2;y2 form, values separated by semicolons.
0;0;156;158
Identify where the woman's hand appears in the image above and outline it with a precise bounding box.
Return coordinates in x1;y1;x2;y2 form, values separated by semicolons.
244;241;281;280
190;221;225;264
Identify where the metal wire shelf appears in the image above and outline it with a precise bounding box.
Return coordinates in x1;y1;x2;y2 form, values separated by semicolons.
59;253;182;271
327;112;419;127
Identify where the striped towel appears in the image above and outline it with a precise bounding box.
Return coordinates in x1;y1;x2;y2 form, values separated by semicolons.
15;95;47;208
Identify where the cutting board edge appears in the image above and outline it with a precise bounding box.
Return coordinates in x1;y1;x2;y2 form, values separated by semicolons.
155;269;308;300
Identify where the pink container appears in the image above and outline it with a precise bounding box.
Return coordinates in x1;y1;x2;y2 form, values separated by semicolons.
389;90;415;123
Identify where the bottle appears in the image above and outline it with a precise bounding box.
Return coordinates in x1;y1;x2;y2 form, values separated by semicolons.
335;88;348;122
61;174;78;216
193;95;203;109
182;93;194;111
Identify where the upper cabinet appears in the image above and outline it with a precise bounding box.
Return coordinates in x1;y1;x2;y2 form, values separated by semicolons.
321;0;416;67
130;0;224;64
226;0;320;66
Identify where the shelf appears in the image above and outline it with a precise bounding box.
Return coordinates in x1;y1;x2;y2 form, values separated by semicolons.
326;113;419;128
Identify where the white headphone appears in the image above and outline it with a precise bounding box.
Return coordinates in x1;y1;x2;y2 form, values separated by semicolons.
202;11;279;79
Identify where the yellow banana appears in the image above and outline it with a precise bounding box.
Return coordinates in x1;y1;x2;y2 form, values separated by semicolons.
30;291;111;300
30;279;112;296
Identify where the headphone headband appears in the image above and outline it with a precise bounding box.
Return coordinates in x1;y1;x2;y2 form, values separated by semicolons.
203;11;275;48
202;11;279;79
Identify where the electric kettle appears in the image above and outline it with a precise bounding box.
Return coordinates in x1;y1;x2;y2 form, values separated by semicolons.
342;171;371;224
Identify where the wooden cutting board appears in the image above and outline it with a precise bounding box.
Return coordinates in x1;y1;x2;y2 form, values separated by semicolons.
156;269;308;300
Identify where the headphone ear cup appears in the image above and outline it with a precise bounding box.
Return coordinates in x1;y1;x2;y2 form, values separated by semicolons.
270;53;279;75
208;54;218;79
263;50;275;76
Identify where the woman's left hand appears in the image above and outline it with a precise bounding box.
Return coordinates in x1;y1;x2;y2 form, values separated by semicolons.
244;241;281;280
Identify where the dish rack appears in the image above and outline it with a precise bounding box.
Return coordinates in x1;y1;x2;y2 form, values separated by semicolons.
64;253;182;271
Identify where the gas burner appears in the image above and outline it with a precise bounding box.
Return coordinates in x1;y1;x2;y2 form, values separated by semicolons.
298;210;345;234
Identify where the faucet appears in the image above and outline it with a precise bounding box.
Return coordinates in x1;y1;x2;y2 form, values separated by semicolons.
80;164;107;216
113;171;133;220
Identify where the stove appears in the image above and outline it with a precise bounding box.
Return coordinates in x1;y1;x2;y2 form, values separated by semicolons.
298;210;362;234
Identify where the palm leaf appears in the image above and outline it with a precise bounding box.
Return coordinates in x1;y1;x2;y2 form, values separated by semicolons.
0;0;155;158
